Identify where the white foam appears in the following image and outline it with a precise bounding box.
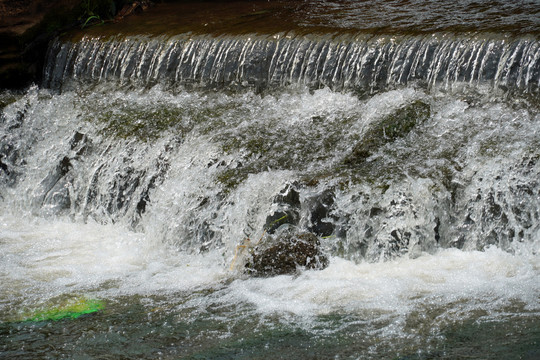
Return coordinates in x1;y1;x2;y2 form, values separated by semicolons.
222;246;540;320
1;209;538;333
0;214;227;310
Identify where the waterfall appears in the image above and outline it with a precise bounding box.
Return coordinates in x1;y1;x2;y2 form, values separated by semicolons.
44;33;540;93
2;84;539;262
1;26;539;358
33;33;540;262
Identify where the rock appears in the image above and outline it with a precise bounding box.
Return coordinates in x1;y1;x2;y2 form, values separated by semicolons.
308;188;336;237
41;176;72;215
114;1;153;22
245;231;329;277
31;131;89;213
0;1;81;89
344;100;430;165
31;155;72;210
69;131;88;156
0;143;20;186
264;183;301;233
0;154;9;175
0;0;155;89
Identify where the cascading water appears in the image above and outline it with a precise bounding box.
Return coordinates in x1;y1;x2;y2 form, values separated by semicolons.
44;33;540;93
1;2;540;359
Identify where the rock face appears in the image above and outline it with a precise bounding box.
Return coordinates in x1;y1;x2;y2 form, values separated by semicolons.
0;0;156;89
245;232;329;277
0;0;78;89
344;100;431;165
264;183;301;233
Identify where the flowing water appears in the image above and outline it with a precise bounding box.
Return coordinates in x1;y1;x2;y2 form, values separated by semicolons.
1;1;540;359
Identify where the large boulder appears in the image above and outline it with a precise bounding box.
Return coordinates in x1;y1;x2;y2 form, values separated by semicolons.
245;231;329;277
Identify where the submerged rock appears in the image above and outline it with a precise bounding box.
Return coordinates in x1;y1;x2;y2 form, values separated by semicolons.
245;232;329;277
344;100;430;165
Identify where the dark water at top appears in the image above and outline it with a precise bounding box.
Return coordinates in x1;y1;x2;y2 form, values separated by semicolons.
52;1;540;95
78;0;540;37
299;0;540;34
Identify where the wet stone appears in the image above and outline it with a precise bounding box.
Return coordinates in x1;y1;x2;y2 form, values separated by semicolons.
264;183;301;234
344;100;430;165
245;232;329;277
308;188;336;237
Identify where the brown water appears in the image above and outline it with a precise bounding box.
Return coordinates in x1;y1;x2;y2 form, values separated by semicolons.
74;0;540;39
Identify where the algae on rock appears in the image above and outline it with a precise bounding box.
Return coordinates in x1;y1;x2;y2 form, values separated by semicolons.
344;100;431;165
245;231;329;277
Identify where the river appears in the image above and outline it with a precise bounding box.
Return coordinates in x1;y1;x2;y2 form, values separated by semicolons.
1;1;539;358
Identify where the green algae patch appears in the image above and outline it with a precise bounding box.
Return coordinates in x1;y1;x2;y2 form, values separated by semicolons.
344;100;431;166
20;297;104;322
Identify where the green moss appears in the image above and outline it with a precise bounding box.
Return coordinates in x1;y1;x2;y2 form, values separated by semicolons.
81;0;118;20
216;168;249;192
0;92;21;110
216;129;279;192
91;105;188;141
221;130;276;157
344;100;431;166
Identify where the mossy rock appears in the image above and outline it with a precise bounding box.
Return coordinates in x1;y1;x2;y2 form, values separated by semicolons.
91;105;188;140
245;232;329;277
0;91;22;109
216;168;249;193
344;100;431;165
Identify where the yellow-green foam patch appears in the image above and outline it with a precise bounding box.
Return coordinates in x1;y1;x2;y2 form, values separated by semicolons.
21;297;104;322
